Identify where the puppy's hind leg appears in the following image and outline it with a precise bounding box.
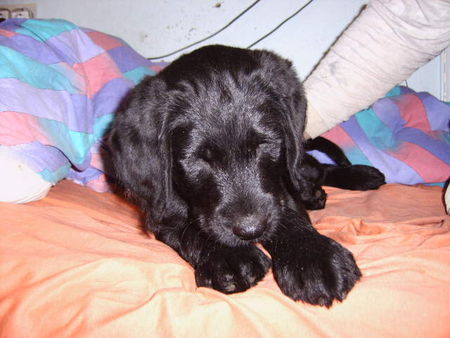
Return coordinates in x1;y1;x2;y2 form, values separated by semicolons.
321;164;386;190
304;136;351;167
304;137;385;191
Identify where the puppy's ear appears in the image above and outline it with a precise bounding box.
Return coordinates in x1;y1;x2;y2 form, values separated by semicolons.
255;50;308;191
107;76;187;230
282;86;307;191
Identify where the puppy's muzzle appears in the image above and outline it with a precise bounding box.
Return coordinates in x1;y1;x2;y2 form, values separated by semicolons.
232;215;267;240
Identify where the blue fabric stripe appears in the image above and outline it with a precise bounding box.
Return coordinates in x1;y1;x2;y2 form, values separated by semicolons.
39;164;71;184
0;46;81;93
344;146;373;166
124;66;156;84
38;114;113;168
16;19;77;42
355;107;398;151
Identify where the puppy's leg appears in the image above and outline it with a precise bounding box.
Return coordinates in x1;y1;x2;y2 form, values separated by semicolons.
296;180;327;210
321;164;385;190
304;137;385;191
262;208;361;307
295;155;327;210
154;223;271;294
304;136;351;167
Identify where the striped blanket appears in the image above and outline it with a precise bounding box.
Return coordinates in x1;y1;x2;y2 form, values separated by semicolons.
1;19;449;192
0;19;165;192
320;87;450;186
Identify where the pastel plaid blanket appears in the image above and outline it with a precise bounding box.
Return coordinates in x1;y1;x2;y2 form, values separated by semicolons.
0;19;164;192
320;86;450;185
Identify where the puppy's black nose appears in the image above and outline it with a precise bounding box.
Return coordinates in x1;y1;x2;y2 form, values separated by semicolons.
232;216;266;240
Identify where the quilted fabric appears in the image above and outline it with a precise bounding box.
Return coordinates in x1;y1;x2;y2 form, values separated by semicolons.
320;87;450;185
0;18;165;192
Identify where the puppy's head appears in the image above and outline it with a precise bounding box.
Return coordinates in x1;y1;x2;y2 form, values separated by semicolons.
108;45;307;246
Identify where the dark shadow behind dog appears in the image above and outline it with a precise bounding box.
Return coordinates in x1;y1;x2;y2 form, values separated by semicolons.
105;45;385;307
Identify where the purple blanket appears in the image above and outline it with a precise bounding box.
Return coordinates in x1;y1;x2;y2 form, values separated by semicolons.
319;86;450;185
0;19;165;192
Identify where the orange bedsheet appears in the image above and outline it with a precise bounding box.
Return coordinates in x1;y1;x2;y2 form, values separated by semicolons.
1;181;449;337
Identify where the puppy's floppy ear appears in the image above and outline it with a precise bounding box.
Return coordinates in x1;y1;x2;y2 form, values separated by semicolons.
281;84;307;191
257;50;307;191
279;87;324;207
107;76;187;230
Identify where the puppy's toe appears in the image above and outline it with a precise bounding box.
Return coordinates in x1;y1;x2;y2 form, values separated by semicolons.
352;165;386;190
195;245;271;294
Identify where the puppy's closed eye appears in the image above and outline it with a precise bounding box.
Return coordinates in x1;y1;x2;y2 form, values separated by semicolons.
244;142;261;159
196;139;269;166
242;130;278;160
197;144;222;166
258;140;281;161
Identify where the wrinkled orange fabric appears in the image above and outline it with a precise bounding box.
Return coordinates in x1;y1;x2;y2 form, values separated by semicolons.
1;181;449;337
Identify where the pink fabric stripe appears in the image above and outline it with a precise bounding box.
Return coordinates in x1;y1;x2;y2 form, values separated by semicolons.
90;152;105;171
86;31;123;50
0;111;51;145
85;175;110;192
0;29;16;38
73;53;122;98
396;94;431;132
150;65;166;73
323;125;356;148
389;141;450;183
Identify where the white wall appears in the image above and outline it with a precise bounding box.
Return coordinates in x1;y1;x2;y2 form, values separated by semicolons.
2;0;446;99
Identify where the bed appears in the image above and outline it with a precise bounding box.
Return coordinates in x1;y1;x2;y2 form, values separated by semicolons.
1;19;450;337
1;181;449;336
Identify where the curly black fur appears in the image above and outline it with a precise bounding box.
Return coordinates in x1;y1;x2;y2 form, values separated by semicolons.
106;45;385;307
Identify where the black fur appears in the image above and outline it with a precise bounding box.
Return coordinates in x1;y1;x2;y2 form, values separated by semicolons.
106;45;385;307
300;136;386;209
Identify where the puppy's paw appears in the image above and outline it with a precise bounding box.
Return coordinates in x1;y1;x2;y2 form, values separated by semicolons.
301;187;327;210
346;165;386;190
195;245;271;294
272;235;361;307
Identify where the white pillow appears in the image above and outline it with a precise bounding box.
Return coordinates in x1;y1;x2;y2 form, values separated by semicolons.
304;0;450;138
0;148;52;204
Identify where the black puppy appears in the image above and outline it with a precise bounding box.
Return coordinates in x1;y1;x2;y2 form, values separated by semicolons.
107;45;385;307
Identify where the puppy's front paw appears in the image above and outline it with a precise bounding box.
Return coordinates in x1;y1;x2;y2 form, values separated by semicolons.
272;235;361;307
347;165;386;190
195;245;271;294
301;187;327;210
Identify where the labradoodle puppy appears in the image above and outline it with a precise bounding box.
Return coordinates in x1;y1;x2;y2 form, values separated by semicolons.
107;45;385;306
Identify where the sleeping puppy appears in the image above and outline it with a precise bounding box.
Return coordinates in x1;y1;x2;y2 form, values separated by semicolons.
107;45;385;307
